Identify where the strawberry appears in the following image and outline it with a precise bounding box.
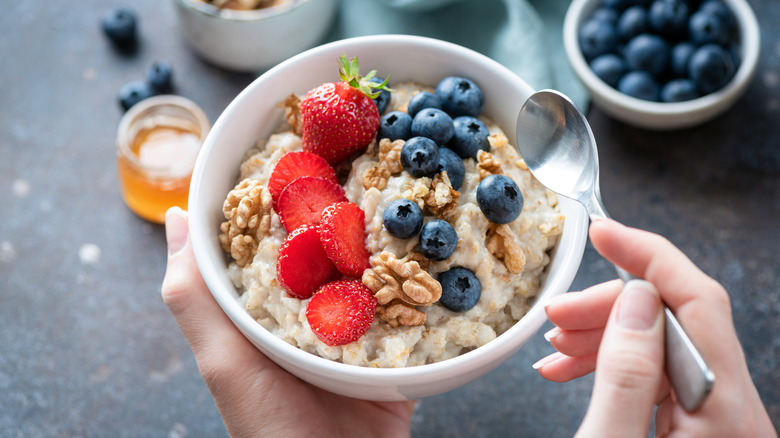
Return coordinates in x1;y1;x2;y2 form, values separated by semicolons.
277;175;347;233
268;151;338;210
305;279;377;346
300;55;389;165
277;224;340;299
319;201;371;278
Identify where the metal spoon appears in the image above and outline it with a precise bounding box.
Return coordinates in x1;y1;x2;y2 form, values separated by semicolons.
515;89;714;412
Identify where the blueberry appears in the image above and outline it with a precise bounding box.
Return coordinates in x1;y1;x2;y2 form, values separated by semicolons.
578;18;619;61
591;7;620;24
101;7;138;51
660;79;699;102
420;220;458;261
590;54;627;88
617;6;648;41
688;43;735;94
370;77;391;114
670;42;696;77
401;137;440;178
688;10;729;46
699;0;737;36
407;91;442;118
118;80;155;111
438;267;481;312
378;111;412;141
648;0;690;39
447;116;490;160
382;199;423;239
617;71;660;101
624;33;670;76
437;147;466;191
435;76;485;117
602;0;632;10
476;174;524;224
411;108;455;145
146;60;174;93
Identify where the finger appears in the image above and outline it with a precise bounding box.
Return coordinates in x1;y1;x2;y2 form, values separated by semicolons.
589;219;729;314
534;352;598;382
589;219;746;394
544;280;622;330
161;208;278;380
576;280;665;437
546;327;605;358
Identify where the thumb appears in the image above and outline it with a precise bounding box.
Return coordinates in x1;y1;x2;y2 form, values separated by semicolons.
576;280;665;438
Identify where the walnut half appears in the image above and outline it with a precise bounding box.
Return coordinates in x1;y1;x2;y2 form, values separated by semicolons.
218;178;273;267
362;251;442;327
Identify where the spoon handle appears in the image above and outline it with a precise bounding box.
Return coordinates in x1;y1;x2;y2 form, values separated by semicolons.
616;267;715;411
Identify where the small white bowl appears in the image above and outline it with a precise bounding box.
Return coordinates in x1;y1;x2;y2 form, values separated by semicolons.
563;0;760;130
188;35;589;401
171;0;338;72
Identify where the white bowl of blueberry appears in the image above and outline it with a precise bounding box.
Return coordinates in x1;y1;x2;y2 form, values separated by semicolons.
564;0;760;130
188;35;589;400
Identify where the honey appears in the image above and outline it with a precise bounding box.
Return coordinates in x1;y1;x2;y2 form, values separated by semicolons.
116;96;210;224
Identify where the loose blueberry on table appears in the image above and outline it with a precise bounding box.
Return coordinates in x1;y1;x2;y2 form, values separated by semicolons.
101;7;138;51
579;0;741;102
146;60;174;94
118;80;155;111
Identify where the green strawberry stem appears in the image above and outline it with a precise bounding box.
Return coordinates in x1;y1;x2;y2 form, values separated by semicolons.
338;54;392;99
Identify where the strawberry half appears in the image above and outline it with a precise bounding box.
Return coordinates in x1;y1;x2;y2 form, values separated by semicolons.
277;224;340;299
268;151;338;210
277;175;347;233
319;201;371;278
305;279;377;346
300;55;389;165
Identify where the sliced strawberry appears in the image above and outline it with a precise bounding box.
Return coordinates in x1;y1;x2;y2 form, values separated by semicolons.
268;151;338;210
305;279;377;346
319;201;371;278
276;176;347;233
277;224;340;299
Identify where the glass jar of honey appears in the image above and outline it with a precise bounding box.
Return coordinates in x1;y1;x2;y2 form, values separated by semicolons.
116;95;210;224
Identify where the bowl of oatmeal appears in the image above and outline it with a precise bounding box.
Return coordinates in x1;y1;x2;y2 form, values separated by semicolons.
189;35;589;401
171;0;338;72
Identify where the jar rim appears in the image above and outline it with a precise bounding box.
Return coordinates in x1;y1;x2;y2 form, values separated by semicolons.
116;95;211;179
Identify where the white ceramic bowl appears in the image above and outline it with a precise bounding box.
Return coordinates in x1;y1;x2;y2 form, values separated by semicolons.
171;0;338;72
189;35;589;401
563;0;760;130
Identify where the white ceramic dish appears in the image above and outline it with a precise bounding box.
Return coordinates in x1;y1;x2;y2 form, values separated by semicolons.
171;0;337;72
188;35;588;401
563;0;760;130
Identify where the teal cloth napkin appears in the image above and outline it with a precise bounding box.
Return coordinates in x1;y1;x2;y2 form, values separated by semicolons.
325;0;588;109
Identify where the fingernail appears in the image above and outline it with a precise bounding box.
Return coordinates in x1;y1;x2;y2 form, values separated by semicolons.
532;352;563;370
617;280;660;331
544;327;562;342
165;207;188;256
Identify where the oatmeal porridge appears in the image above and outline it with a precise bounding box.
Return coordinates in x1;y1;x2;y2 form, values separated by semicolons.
220;77;564;368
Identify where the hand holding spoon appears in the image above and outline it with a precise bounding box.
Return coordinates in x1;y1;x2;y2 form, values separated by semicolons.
515;89;714;412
